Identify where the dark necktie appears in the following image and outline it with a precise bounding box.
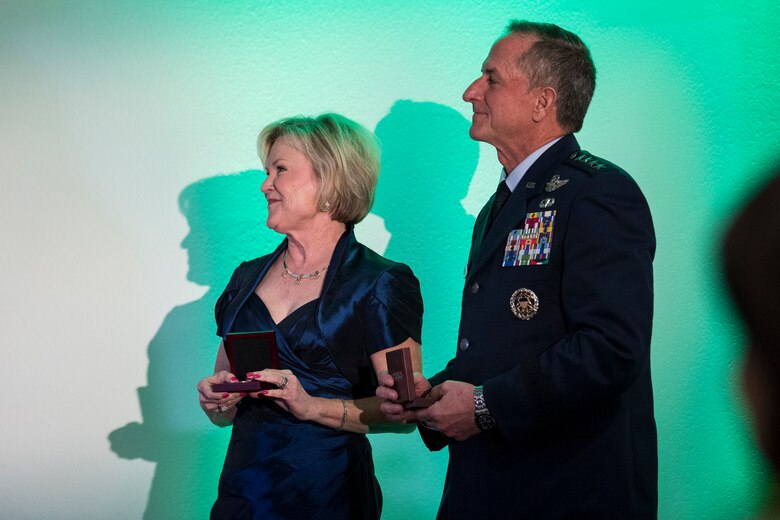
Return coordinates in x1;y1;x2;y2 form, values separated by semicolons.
487;180;511;232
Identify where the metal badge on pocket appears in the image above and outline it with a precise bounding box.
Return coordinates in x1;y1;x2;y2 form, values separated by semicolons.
510;288;539;320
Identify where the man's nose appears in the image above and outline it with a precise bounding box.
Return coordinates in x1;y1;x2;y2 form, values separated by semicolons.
463;77;482;102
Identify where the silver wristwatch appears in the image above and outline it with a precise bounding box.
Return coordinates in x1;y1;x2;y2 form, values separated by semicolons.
474;386;496;431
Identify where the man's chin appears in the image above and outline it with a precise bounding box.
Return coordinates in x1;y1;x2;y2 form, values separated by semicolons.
468;126;489;143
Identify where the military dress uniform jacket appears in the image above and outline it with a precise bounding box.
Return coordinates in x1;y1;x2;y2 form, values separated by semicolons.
423;134;657;519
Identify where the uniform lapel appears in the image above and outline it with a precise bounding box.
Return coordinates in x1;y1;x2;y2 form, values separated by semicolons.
467;195;494;271
468;183;528;279
466;135;579;282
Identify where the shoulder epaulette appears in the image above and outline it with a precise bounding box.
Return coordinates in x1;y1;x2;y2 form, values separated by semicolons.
564;150;622;175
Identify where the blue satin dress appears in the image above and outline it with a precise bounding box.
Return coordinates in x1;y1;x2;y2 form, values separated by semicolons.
210;294;385;520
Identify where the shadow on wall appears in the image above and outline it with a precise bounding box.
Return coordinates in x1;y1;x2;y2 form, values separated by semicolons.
109;170;279;519
369;100;479;517
106;101;479;519
373;100;479;361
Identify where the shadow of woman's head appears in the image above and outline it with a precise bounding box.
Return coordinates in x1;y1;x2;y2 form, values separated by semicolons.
179;170;274;288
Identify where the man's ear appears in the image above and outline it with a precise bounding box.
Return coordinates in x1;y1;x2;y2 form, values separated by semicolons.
532;86;557;122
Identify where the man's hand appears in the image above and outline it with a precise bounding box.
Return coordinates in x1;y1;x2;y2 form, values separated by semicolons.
376;372;432;424
414;380;481;441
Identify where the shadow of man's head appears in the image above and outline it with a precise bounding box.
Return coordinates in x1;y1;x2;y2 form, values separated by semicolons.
373;100;479;234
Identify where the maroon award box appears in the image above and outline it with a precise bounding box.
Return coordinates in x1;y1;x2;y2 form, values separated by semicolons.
212;331;279;393
386;347;435;410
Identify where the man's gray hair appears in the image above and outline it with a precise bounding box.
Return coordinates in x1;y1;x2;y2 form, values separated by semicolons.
506;20;596;133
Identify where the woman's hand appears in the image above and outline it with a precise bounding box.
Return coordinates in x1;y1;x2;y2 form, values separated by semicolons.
247;369;320;421
376;371;433;424
197;370;245;416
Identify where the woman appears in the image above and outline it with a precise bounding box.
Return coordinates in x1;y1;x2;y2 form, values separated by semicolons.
196;113;423;519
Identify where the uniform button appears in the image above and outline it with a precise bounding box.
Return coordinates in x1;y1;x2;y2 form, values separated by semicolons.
470;282;480;294
459;338;470;351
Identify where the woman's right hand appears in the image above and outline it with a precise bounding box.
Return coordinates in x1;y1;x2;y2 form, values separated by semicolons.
197;370;245;416
376;371;433;424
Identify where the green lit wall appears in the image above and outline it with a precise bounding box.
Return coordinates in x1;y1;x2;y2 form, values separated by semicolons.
2;1;779;518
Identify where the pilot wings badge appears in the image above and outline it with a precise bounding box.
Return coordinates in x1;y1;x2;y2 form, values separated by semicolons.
544;175;569;192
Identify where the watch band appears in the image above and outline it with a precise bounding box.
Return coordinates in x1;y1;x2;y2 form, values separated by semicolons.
474;385;497;431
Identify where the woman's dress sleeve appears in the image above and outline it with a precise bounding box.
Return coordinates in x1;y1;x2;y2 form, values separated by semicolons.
362;263;423;354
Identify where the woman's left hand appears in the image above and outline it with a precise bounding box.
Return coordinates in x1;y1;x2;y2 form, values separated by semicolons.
247;369;320;421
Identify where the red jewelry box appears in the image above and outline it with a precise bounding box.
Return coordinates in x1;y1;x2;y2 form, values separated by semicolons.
386;347;435;410
212;331;280;393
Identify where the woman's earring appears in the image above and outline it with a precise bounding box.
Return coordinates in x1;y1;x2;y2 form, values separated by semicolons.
320;201;331;212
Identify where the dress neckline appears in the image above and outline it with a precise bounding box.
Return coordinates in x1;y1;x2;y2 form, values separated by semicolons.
250;293;319;328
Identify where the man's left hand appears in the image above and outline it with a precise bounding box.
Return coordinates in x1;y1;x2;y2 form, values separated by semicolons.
414;380;480;441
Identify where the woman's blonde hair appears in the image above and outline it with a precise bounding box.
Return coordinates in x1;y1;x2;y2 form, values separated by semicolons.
258;113;380;225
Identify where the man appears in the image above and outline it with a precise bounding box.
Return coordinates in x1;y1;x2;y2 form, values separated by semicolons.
378;20;657;519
